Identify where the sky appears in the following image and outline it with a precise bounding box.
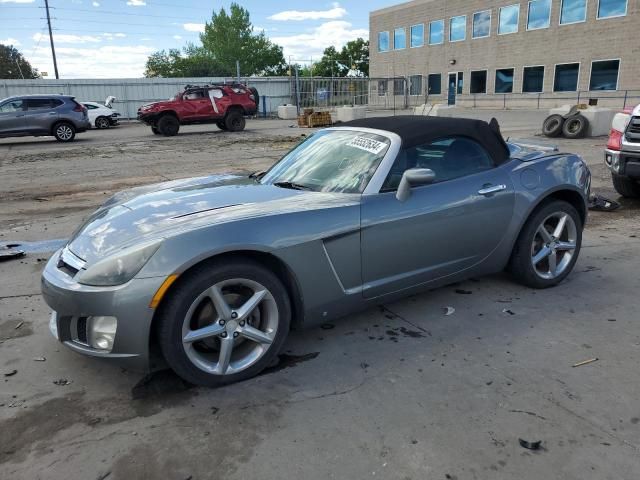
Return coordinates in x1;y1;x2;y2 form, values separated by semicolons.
0;0;395;78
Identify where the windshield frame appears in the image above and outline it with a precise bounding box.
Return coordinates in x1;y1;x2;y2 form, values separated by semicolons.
260;127;401;195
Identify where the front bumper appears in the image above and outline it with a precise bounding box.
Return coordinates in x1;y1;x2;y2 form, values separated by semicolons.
605;148;640;178
41;249;166;371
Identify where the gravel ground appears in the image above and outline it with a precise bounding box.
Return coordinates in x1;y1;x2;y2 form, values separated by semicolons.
1;114;639;480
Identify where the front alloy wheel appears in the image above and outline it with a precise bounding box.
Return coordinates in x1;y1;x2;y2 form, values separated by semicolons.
530;212;577;280
157;259;291;386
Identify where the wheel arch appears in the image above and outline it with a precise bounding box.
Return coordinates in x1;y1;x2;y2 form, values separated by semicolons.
226;104;246;116
50;119;74;135
148;249;305;354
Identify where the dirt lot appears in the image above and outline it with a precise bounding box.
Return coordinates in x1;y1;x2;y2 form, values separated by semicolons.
1;115;639;480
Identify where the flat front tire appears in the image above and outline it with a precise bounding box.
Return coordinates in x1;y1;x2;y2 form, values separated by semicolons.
157;115;180;136
157;259;291;387
508;200;582;289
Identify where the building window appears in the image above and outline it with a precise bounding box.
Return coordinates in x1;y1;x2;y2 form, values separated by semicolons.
472;10;491;38
499;4;520;34
394;27;406;50
457;72;464;94
378;80;388;96
428;74;442;94
495;68;515;93
470;71;488;94
527;0;551;30
449;15;466;42
554;63;580;92
393;78;405;95
597;0;627;19
522;66;545;92
590;59;620;90
429;20;445;44
409;75;423;95
560;0;587;24
378;31;390;52
410;24;424;47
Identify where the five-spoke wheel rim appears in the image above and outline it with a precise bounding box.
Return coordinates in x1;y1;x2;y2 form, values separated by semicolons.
182;278;278;375
97;118;109;128
531;212;577;279
56;124;73;140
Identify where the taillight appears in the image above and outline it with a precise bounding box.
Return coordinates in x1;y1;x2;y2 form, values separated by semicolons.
607;129;623;151
73;101;87;113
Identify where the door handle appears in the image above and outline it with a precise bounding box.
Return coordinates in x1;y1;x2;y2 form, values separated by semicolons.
478;184;507;195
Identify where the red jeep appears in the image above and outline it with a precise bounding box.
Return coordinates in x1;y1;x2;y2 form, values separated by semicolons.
137;83;259;136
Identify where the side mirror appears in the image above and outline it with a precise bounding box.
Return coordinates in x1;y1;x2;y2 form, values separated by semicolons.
396;168;435;202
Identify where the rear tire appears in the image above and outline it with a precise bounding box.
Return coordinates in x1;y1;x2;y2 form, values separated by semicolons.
157;258;291;387
157;115;180;136
95;116;110;129
542;114;564;138
612;173;640;198
53;122;76;142
225;110;246;132
249;87;260;108
508;200;582;289
562;115;589;139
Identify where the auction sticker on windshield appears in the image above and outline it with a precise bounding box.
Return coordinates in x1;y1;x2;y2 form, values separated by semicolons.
346;136;387;155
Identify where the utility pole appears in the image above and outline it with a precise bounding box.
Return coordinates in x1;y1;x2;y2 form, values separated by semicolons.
44;0;59;79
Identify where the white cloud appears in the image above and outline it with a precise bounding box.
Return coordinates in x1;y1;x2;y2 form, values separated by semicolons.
173;35;182;40
126;0;146;5
33;32;101;44
1;38;21;46
268;5;346;21
30;44;155;78
271;21;367;60
92;1;100;6
102;33;126;39
0;0;35;3
183;23;205;33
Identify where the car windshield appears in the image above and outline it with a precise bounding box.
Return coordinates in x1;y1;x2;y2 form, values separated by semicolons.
260;130;391;194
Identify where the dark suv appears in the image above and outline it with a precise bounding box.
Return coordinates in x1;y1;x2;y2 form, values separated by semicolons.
0;95;91;142
137;83;259;136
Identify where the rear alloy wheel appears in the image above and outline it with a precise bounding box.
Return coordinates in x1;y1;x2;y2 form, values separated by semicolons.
509;200;582;288
157;259;291;387
95;116;110;129
225;110;246;132
53;122;76;142
611;173;640;198
157;115;180;136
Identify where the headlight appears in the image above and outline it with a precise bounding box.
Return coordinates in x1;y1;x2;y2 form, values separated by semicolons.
77;239;162;286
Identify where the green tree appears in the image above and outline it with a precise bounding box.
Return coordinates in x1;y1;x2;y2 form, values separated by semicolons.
312;39;369;77
200;3;286;76
0;44;40;79
144;44;223;77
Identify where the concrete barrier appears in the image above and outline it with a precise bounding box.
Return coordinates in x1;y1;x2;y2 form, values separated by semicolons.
336;106;367;122
549;105;616;137
412;104;453;116
277;105;298;120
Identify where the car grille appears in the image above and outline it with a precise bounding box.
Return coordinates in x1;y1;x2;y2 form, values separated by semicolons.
626;117;640;143
75;317;89;344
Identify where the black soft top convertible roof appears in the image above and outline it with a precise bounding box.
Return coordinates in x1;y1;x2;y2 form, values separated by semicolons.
340;116;511;164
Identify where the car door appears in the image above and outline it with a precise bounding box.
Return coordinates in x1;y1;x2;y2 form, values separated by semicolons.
24;98;57;134
207;88;229;118
182;89;214;121
0;98;26;134
360;136;515;299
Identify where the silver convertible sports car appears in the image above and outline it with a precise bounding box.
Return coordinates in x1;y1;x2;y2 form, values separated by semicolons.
41;117;591;386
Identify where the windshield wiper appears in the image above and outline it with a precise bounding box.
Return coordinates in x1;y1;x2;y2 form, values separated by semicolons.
272;181;313;191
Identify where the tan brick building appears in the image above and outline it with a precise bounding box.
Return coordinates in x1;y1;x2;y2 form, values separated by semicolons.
369;0;639;107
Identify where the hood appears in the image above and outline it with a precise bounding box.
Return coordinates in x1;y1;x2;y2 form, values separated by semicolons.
105;96;115;108
67;174;357;264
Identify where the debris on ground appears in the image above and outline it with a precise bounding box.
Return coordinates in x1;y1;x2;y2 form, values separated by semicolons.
320;323;335;330
502;308;516;315
0;244;25;261
518;438;542;450
4;369;17;377
443;306;455;316
588;194;620;212
53;378;72;386
455;289;472;295
572;357;599;368
33;356;46;362
14;321;24;330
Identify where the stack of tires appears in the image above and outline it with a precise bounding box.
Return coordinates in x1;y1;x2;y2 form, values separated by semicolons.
542;112;589;139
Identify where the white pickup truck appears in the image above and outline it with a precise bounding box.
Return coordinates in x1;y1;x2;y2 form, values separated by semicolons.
605;104;640;197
